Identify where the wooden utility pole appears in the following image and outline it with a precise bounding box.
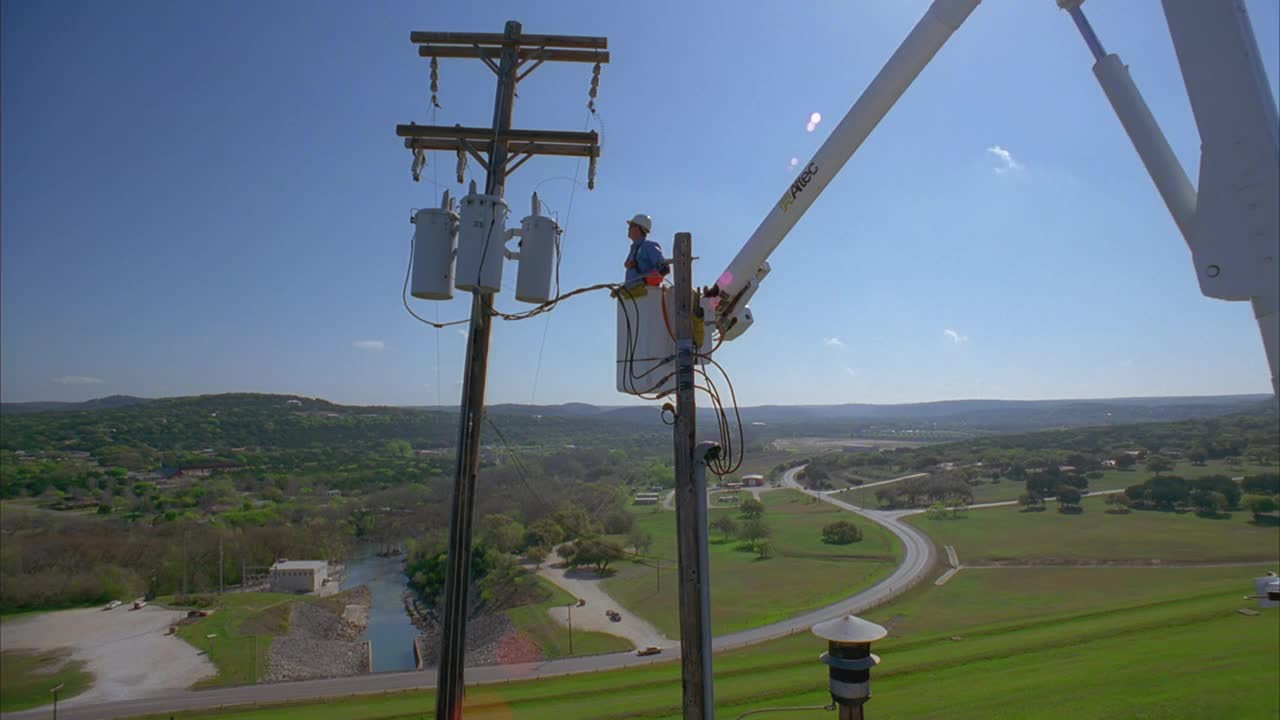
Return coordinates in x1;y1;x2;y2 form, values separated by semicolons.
671;233;717;718
396;22;606;720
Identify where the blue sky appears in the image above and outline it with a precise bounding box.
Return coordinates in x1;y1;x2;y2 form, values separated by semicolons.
2;0;1277;406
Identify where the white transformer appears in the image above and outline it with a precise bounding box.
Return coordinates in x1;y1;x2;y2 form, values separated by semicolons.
409;195;459;301
513;211;561;305
455;193;509;294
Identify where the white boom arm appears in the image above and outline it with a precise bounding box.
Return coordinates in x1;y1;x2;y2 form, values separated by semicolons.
1061;0;1279;395
708;0;1279;396
708;0;982;338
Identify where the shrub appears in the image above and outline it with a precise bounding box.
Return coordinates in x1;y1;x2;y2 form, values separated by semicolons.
821;520;863;545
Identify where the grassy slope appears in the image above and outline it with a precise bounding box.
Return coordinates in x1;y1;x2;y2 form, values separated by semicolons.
131;572;1279;719
0;649;94;712
909;493;1280;563
175;593;297;687
504;577;633;657
604;490;901;637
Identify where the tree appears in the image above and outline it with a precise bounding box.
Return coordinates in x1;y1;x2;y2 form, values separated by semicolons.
821;520;863;545
1190;475;1241;509
754;540;775;560
1115;454;1137;470
1190;489;1228;517
525;544;549;565
1147;475;1191;509
1186;448;1208;466
1145;455;1174;476
1018;493;1044;512
1244;495;1278;522
1241;473;1280;496
573;538;624;573
555;543;577;565
926;502;948;520
711;514;738;542
739;497;765;519
602;510;636;535
1055;485;1083;513
1104;493;1131;513
627;528;654;556
480;513;525;554
525;518;565;549
738;518;771;549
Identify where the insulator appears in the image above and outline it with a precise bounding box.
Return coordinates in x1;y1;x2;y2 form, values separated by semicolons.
455;147;467;184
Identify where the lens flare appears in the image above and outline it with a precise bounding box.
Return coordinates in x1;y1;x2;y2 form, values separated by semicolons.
809;112;822;124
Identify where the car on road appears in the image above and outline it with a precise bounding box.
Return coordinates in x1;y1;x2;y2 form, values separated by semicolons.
636;646;662;657
606;609;622;622
103;600;122;611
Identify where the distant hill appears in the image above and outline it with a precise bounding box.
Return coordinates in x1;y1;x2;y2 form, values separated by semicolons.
0;395;153;414
3;392;1272;436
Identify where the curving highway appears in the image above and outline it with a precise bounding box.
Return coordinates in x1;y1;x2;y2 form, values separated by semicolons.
1;466;936;720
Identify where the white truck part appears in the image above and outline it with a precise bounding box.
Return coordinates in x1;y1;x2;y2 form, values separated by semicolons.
616;288;677;396
710;0;982;323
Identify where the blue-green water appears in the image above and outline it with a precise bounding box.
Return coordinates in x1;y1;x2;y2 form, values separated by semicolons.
341;550;417;672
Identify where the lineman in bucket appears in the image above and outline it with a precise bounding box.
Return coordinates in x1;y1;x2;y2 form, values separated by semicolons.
623;213;669;288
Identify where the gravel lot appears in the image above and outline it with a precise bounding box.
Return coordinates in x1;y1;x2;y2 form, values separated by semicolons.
0;605;215;707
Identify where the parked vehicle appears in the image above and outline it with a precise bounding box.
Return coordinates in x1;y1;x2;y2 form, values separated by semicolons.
130;599;147;611
637;646;662;657
606;609;622;622
103;600;122;611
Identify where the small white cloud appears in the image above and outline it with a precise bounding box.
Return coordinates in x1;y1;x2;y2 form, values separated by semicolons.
455;329;468;339
823;337;845;348
844;367;857;378
943;329;969;344
352;340;385;351
986;145;1023;175
52;375;103;385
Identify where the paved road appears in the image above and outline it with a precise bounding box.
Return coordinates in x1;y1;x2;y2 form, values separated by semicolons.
2;466;936;720
538;563;671;649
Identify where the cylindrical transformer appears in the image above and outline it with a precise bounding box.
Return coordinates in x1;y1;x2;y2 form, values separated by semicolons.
455;193;508;294
410;207;459;300
616;286;677;396
515;214;561;304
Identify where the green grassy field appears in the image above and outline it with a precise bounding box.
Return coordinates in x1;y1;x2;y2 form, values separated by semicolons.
603;490;901;637
175;592;297;687
909;494;1280;564
504;577;634;657
130;566;1280;720
0;648;94;712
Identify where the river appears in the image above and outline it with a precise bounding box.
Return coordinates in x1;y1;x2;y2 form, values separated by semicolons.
340;548;418;672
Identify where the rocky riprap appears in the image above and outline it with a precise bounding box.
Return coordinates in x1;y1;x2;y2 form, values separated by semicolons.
264;586;372;682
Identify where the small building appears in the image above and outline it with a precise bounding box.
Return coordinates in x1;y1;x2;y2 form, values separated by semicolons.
270;560;328;594
634;492;660;506
742;474;766;487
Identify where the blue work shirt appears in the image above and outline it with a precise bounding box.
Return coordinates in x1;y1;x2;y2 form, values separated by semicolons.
625;237;667;286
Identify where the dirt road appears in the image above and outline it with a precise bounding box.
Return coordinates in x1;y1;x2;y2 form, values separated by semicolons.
0;605;215;708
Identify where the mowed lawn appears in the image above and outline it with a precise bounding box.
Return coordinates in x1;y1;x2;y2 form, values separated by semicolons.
0;648;93;712
505;578;634;658
909;494;1280;564
604;490;901;637
134;569;1279;720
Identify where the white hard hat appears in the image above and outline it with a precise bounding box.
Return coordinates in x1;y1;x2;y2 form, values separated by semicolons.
627;213;653;234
